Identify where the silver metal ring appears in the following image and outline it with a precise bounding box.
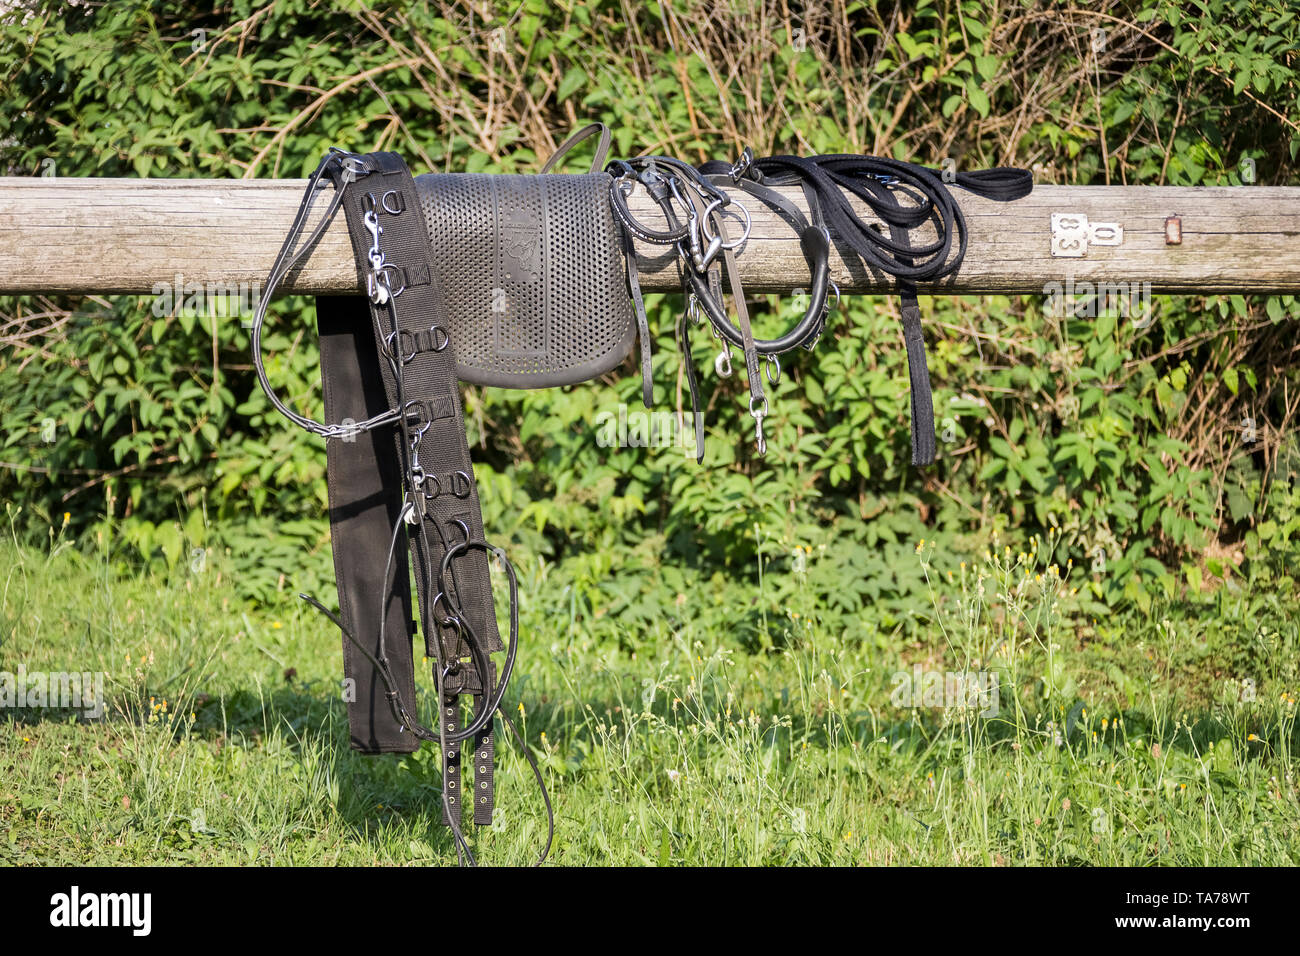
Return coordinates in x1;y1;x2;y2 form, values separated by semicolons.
450;470;473;499
700;198;752;250
765;353;782;386
379;264;406;298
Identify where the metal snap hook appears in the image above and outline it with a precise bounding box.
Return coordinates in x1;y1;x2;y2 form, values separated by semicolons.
749;395;769;456
714;348;733;378
430;591;459;630
367;267;391;306
409;418;432;448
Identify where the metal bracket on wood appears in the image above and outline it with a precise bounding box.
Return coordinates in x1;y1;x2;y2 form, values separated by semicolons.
1050;212;1124;257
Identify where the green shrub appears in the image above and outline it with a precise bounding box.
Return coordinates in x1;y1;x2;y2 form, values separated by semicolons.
2;0;1298;632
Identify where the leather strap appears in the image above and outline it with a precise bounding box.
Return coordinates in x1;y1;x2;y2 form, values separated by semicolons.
621;225;655;408
540;122;612;174
472;660;496;824
885;220;936;466
441;695;462;827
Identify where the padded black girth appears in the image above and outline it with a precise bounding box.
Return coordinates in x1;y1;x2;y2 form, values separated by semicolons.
317;296;419;752
317;151;500;824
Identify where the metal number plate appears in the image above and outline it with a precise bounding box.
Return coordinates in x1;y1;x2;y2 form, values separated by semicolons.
1050;213;1123;257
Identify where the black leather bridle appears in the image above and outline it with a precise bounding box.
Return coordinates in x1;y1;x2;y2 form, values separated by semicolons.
610;150;1032;464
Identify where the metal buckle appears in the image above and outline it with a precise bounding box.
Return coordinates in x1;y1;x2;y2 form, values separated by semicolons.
728;147;755;183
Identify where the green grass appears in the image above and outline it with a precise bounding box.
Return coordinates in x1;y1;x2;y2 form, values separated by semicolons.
1;524;1297;866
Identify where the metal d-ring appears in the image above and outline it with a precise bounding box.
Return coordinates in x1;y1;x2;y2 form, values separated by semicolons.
449;470;473;499
421;473;442;500
380;189;404;215
386;329;413;363
447;515;473;546
687;293;705;327
389;324;449;363
765;353;781;385
332;151;368;184
378;263;407;299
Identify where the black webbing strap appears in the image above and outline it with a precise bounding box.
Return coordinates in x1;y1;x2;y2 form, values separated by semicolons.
887;222;937;466
317;296;419;753
899;285;936;466
333;152;501;664
319;151;499;821
745;154;1031;467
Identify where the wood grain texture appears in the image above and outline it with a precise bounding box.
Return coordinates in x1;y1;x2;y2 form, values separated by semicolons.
1;176;1298;296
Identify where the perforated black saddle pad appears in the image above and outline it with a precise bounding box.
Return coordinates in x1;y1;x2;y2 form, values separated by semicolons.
415;172;636;389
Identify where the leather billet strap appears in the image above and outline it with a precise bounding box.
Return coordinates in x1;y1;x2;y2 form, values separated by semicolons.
888;225;937;466
441;694;462;826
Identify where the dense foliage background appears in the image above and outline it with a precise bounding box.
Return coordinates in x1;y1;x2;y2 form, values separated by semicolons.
2;0;1299;644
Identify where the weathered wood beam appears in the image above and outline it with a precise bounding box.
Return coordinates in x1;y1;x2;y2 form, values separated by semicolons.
1;177;1298;296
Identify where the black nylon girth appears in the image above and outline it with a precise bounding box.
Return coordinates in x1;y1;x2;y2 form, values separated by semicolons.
317;151;500;824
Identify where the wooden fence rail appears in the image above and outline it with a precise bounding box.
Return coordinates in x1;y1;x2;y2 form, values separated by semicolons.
1;177;1299;297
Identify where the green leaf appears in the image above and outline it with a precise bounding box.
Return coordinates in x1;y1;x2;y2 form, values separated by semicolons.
557;64;588;104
